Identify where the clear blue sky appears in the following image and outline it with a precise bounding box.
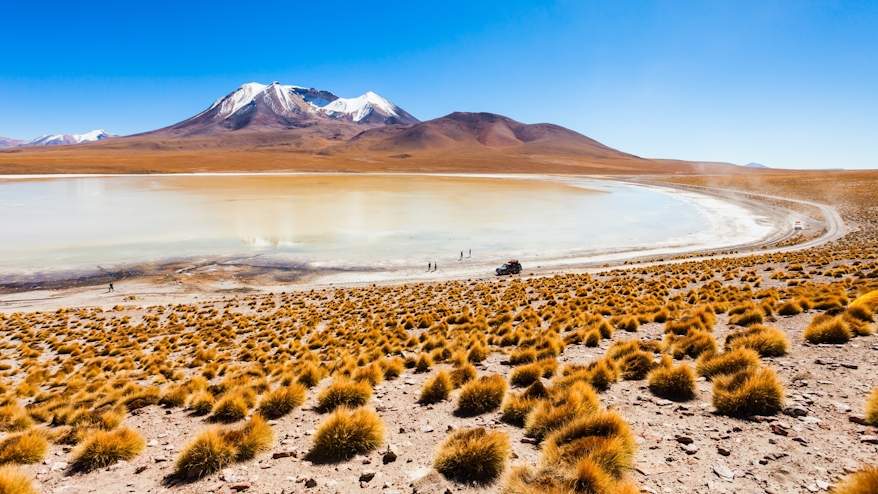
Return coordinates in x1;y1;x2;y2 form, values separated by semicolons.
1;0;876;169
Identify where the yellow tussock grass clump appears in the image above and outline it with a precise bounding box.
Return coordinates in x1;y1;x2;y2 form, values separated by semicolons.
211;391;250;423
258;384;306;418
72;427;145;471
803;315;852;344
864;388;878;426
695;348;761;379
831;466;878;494
317;379;372;412
647;361;696;401
510;363;544;388
456;374;507;416
308;407;384;462
501;381;550;426
525;382;599;442
712;367;784;417
419;370;453;404
542;410;635;478
724;325;789;357
0;430;48;465
433;427;511;483
0;466;38;494
175;415;274;478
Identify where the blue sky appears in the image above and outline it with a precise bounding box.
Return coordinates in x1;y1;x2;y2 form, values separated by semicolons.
1;0;876;169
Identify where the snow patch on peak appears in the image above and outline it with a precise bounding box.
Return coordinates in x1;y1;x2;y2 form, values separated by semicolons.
73;130;114;143
208;82;268;118
320;92;400;122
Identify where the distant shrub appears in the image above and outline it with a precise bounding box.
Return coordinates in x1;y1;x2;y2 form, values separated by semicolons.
510;363;543;388
449;363;477;388
212;392;250;423
776;301;803;316
500;381;550;426
175;415;274;478
618;350;656;381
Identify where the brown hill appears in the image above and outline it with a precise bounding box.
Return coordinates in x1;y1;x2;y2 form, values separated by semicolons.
0;111;751;175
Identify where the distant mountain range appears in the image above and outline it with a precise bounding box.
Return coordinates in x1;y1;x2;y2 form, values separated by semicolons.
0;130;114;148
0;81;760;175
745;162;769;168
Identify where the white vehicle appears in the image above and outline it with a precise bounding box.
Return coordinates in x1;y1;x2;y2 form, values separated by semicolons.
794;220;803;231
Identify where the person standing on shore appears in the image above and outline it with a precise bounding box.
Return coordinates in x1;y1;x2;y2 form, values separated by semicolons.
459;251;463;261
434;262;438;271
428;262;431;271
108;283;114;292
468;249;471;258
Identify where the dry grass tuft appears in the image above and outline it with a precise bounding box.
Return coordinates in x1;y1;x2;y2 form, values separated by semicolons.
456;375;507;416
174;415;274;478
419;370;453;404
695;348;761;379
174;429;237;478
832;466;878;494
258;384;306;418
0;466;38;494
712;367;784;417
510;363;543;387
647;362;696;401
308;407;384;463
433;427;511;483
729;309;764;327
72;427;145;471
803;315;852;344
525;382;599;442
864;388;878;426
724;325;789;357
542;410;635;478
211;392;250;423
317;379;373;412
0;430;48;465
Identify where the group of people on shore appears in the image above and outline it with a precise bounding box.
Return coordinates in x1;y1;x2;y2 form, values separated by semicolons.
427;249;471;271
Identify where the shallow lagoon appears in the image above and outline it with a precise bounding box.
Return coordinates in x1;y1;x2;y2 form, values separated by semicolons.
0;174;771;271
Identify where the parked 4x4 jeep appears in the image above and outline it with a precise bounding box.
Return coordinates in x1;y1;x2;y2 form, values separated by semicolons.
495;260;522;275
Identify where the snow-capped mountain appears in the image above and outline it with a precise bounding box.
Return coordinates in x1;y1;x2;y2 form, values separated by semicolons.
5;130;116;147
154;82;419;137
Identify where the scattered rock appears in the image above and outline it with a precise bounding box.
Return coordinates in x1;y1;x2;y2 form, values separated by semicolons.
411;470;453;494
304;478;317;488
713;464;735;481
382;447;398;464
783;405;808;417
674;435;694;444
359;470;376;482
229;482;251;491
272;450;297;459
849;414;869;425
682;443;699;455
770;424;789;436
860;435;878;444
717;447;731;456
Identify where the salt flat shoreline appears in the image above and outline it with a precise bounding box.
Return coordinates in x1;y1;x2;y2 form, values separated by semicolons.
0;175;838;313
